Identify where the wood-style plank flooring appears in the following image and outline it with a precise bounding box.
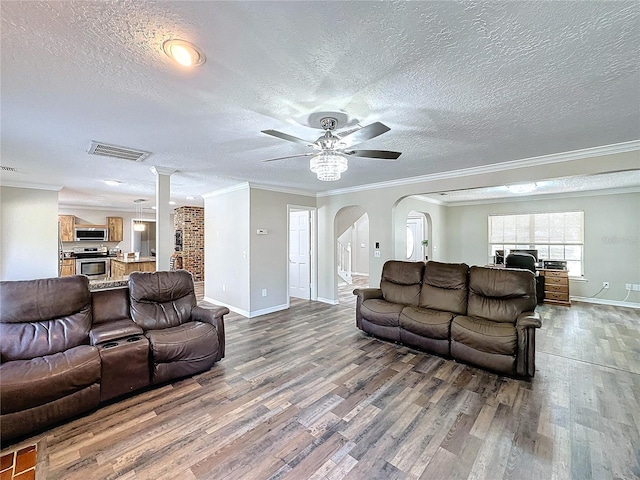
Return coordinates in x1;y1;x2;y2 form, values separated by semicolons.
3;285;639;479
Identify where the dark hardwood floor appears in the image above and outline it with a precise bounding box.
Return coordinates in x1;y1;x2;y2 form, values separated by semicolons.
3;286;639;480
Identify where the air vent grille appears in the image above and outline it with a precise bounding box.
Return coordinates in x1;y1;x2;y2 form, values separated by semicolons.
1;166;18;172
88;141;151;162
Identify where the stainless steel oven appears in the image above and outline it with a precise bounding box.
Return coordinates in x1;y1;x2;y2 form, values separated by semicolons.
73;246;110;279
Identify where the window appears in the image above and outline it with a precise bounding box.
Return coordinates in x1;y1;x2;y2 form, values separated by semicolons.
489;211;584;276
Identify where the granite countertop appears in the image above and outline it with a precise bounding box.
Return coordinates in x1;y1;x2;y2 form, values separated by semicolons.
89;276;129;291
111;256;156;264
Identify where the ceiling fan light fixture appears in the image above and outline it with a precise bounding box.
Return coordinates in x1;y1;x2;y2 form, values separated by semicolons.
163;39;206;67
310;152;348;181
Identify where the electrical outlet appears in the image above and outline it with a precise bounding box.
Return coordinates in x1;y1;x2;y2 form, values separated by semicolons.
374;250;381;258
262;288;267;297
627;284;633;291
602;282;609;289
633;284;640;292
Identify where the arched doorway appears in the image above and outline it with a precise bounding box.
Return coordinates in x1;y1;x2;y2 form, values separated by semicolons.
334;205;369;305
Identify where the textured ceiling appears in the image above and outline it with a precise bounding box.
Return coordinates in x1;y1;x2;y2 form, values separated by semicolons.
1;1;639;210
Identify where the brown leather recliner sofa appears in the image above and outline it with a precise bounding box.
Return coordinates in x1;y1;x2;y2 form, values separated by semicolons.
0;270;228;444
354;260;541;377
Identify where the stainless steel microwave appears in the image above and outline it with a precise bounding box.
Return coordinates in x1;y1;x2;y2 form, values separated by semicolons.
74;226;108;242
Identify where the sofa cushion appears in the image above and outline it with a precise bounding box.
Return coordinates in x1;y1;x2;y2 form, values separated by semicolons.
0;276;92;360
380;261;424;306
399;306;453;340
360;299;404;327
129;270;197;330
467;266;536;323
0;345;100;414
419;261;469;315
451;316;517;356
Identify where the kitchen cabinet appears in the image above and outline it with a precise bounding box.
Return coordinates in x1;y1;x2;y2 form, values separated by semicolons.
110;257;156;277
60;259;75;277
59;215;75;242
107;216;123;242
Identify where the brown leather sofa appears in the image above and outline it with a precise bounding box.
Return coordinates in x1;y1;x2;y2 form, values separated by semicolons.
354;260;541;377
0;270;228;444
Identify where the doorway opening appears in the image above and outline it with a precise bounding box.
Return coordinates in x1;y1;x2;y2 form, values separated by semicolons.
132;220;156;257
335;206;369;305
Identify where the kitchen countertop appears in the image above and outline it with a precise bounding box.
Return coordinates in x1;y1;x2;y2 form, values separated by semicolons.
110;256;156;264
89;276;129;291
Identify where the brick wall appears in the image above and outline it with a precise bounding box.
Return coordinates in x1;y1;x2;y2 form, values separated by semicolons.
173;206;204;281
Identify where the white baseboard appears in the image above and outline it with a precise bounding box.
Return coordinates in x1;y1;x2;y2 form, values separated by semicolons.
202;297;290;318
570;296;640;309
249;303;289;318
317;296;339;305
203;297;250;318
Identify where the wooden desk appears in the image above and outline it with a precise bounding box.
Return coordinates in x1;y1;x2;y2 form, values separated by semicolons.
539;268;570;306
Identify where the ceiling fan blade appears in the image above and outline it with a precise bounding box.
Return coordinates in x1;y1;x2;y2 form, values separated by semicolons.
338;122;390;148
346;149;402;160
261;130;314;146
262;153;315;162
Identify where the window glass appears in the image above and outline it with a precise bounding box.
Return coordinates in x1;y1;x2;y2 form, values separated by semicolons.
489;211;584;276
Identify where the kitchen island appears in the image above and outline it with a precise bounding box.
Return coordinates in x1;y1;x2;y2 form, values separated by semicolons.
110;256;156;278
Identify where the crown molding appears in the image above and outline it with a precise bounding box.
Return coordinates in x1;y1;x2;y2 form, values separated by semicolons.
201;182;249;198
150;166;177;176
317;140;640;197
248;182;316;197
0;180;63;191
440;185;640;207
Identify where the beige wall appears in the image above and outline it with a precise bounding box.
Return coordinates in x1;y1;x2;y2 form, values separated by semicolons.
249;188;316;315
1;186;59;280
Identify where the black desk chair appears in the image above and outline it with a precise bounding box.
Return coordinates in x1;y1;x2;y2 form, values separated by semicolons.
505;253;545;304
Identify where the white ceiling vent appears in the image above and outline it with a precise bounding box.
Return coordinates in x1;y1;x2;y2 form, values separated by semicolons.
88;141;151;162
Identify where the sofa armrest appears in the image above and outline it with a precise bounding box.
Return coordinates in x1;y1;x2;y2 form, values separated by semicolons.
353;288;383;300
353;288;383;330
192;305;229;360
516;311;542;329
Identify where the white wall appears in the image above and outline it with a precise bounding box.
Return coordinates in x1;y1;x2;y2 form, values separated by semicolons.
203;184;251;315
1;186;59;280
445;191;640;302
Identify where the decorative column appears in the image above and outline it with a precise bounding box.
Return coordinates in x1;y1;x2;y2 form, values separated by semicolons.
150;166;176;271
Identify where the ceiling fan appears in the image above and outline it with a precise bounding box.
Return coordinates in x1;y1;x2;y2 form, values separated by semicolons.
261;117;401;181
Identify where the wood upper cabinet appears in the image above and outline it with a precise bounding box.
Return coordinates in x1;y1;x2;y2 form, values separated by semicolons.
59;215;75;242
107;216;123;242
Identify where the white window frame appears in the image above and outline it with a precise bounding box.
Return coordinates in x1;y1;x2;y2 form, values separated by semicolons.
488;211;584;277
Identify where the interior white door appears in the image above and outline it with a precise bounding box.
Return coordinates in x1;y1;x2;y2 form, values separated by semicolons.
406;216;424;262
289;210;311;300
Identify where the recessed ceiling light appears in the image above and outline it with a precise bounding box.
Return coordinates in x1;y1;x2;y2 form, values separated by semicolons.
163;39;206;67
103;180;123;186
506;183;537;194
186;196;195;200
169;201;176;205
